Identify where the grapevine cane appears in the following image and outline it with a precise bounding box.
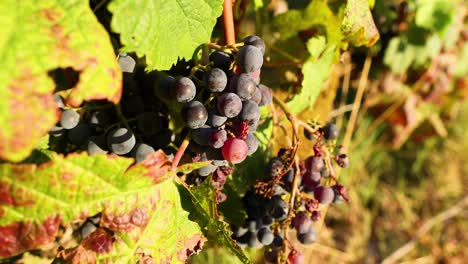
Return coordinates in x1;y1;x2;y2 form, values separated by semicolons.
223;0;236;45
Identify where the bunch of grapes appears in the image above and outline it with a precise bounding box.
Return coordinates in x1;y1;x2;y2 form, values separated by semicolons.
231;122;350;263
154;35;272;189
47;37;272;197
48;53;175;162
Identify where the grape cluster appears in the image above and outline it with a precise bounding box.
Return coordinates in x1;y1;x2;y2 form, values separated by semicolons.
154;35;272;185
231;122;350;263
48;53;175;162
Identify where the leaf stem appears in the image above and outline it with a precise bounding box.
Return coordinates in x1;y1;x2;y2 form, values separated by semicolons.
172;131;191;169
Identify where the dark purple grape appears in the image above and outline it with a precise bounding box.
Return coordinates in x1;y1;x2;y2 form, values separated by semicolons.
311;210;321;221
336;153;349;168
144;128;174;149
89;111;111;129
243;191;265;208
248;231;262;248
191;127;213;146
118;53;136;73
283;168;301;189
229;74;256;100
272;233;284;248
136;112;162;135
236;45;263;73
208;129;227;149
245;133;259;155
297;225;317;245
303;129;316;141
50;126;64;137
53;94;64;109
182;101;208;129
264;248;278;263
206;68;227;92
292;212;312;234
251;87;262;105
132;143;155;163
209;51;232;72
172;77;196;103
303;170;321;183
80;220;97;239
305;156;325;172
154;75;175;101
197;164;217;177
240;100;260;126
122;95;145;116
272;184;287;196
323;123;339;140
243;35;266;54
258;84;272;106
314;186;335;204
207;110;228;127
248;69;261;84
247;219;260;232
68;123;91;145
60;109;80;129
232;225;248;238
217;93;242;118
269;196;288;220
257;227;274;245
87;135;108;155
268;157;284;178
107;128;136;155
302;176;320;189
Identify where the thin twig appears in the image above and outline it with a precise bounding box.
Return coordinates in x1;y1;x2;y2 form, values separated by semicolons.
267;43;302;64
272;95;300;145
328;104;355;120
382;195;468;264
336;53;352;130
342;56;372;149
92;0;108;12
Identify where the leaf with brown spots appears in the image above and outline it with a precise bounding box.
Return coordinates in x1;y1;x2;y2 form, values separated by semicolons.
0;0;122;162
0;152;205;262
341;0;380;47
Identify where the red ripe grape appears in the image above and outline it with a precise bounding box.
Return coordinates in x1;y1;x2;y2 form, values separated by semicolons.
222;138;248;164
288;249;304;264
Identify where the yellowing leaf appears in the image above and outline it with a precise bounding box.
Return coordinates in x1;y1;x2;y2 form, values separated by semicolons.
0;0;122;162
0;152;205;263
341;0;380;47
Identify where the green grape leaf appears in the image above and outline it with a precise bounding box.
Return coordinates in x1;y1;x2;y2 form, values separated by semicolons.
108;0;223;70
286;37;336;114
272;0;344;45
341;0;380;47
0;151;207;263
383;27;442;74
415;0;456;35
0;0;122;162
186;179;251;264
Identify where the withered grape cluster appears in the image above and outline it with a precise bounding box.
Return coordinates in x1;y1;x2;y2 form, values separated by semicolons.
231;122;350;263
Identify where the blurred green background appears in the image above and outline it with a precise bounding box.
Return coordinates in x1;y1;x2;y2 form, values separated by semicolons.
191;0;467;263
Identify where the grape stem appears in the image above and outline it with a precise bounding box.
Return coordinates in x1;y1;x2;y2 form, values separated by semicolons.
222;0;236;45
172;131;191;170
114;104;132;132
